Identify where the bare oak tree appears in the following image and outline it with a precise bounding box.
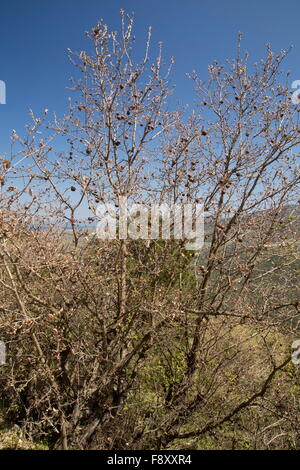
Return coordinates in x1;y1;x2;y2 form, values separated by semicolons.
0;13;299;450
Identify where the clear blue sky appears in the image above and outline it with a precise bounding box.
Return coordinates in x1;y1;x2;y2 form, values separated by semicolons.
1;0;300;154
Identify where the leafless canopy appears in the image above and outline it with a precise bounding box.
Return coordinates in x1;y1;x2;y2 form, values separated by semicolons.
0;12;299;450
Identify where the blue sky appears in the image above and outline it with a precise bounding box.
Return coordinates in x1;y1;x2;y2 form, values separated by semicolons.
1;0;300;154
